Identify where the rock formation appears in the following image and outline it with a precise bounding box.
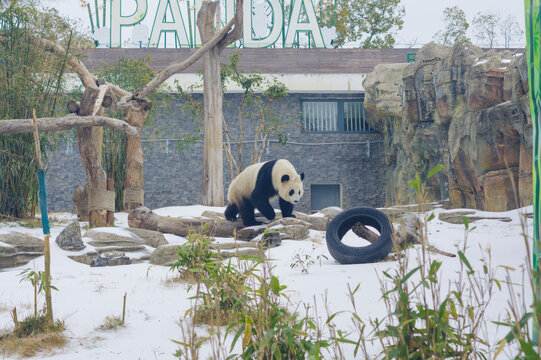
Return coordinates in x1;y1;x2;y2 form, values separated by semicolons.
0;233;44;269
363;42;531;211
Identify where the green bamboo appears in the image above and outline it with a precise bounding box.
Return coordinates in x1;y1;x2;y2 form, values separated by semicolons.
525;0;541;340
103;0;106;28
0;6;67;219
87;4;95;33
94;0;100;29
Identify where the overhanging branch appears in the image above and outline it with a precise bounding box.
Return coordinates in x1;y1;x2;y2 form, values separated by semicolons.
133;0;244;100
0;115;138;136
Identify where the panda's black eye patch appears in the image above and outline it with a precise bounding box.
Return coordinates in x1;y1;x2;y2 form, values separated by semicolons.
289;190;294;196
298;191;301;195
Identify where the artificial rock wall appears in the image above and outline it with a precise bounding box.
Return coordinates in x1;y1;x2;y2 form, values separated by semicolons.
363;42;532;211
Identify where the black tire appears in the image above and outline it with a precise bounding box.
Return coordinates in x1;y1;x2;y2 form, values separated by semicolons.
326;207;393;264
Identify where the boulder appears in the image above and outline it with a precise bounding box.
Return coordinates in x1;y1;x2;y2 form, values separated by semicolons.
268;218;310;240
56;221;85;251
149;245;181;266
90;252;132;267
0;233;44;269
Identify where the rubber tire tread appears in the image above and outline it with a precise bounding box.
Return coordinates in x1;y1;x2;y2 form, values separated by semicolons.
326;207;393;264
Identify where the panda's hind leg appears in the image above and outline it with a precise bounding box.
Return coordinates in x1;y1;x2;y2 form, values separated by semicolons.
239;198;261;227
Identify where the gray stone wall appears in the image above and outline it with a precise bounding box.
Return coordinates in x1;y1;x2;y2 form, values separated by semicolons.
45;92;386;213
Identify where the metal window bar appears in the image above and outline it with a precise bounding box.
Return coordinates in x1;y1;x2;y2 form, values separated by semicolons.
304;101;354;132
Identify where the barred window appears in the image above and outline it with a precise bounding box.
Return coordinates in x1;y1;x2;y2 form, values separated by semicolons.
301;99;373;133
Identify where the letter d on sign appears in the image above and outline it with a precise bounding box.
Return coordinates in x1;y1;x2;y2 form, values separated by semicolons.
110;0;148;47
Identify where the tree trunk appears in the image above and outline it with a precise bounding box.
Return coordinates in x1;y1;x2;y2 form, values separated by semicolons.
201;46;225;206
199;1;225;206
107;175;114;226
123;102;149;211
76;87;110;227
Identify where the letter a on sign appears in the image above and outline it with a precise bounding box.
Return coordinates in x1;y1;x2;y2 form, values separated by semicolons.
110;0;148;47
148;0;190;47
284;0;324;48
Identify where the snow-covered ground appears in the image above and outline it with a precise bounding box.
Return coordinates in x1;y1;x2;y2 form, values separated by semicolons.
0;204;534;359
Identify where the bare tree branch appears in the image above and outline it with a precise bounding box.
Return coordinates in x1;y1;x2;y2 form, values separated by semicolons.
218;0;243;49
133;0;243;100
0;115;138;136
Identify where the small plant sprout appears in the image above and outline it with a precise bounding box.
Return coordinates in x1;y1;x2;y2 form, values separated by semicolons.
290;252;315;274
18;269;58;319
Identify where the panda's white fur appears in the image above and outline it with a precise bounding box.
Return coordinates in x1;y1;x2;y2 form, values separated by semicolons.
224;159;304;226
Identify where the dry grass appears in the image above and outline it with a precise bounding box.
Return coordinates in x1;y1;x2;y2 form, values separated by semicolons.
99;316;124;331
0;331;66;358
164;271;202;287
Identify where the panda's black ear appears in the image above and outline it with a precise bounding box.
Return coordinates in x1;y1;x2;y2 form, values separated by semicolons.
300;172;304;181
281;174;290;183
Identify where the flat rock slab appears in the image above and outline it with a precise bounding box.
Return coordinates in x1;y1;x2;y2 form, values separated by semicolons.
64;227;166;266
438;211;512;224
83;227;168;248
124;228;168;248
0;233;44;269
0;233;44;252
149;241;267;267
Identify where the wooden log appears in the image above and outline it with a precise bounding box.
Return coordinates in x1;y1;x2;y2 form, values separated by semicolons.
0;114;138;136
128;206;246;238
352;221;455;257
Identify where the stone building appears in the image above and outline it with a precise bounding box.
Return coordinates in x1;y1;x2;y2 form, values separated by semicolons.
46;48;416;213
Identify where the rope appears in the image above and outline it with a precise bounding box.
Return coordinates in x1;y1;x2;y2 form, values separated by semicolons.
88;189;115;211
123;187;144;205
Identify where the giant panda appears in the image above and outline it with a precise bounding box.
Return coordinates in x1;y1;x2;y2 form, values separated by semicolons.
224;159;305;227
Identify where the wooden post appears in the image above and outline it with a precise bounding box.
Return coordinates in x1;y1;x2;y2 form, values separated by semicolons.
11;307;18;327
123;103;149;211
122;292;127;325
33;273;38;318
107;175;115;226
76;86;109;227
198;1;224;207
196;0;243;206
32;109;53;323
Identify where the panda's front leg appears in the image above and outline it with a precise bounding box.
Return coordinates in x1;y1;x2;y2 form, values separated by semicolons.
279;197;296;218
251;193;275;221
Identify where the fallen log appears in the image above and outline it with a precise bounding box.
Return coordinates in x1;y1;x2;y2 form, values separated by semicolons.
352;219;455;258
128;206;246;238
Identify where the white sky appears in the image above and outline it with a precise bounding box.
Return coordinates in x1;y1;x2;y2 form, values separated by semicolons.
396;0;526;47
45;0;527;48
